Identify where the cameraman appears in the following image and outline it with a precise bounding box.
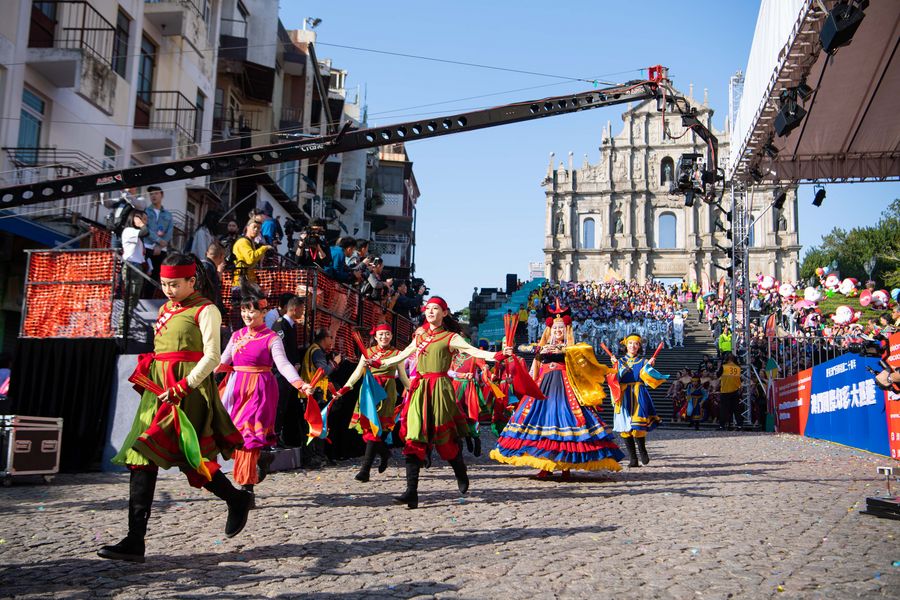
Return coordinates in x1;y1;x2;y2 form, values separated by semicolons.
102;188;148;248
361;257;392;302
294;224;329;268
392;280;425;318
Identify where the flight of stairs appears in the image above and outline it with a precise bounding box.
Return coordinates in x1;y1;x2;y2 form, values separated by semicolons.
592;304;719;428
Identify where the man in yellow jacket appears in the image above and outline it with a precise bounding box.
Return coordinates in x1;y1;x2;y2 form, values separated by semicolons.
717;353;742;430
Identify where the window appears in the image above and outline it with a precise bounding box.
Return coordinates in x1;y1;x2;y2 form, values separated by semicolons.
582;218;595;249
377;167;404;194
17;88;46;165
103;141;118;170
112;9;131;78
660;156;674;186
137;34;156;104
657;212;677;248
194;89;206;144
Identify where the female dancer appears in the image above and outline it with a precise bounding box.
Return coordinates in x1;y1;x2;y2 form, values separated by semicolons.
683;373;708;431
612;333;668;467
334;323;410;482
100;253;251;563
366;297;511;509
217;284;313;505
490;309;624;479
451;348;489;457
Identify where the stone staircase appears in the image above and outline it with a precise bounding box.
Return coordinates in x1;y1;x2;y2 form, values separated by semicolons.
592;304;719;428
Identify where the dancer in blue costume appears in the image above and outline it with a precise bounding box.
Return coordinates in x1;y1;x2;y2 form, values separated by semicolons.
611;333;668;467
491;306;624;480
683;373;708;431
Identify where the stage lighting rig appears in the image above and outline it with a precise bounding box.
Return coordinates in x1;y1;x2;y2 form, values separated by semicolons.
812;185;826;207
820;1;867;55
775;88;807;137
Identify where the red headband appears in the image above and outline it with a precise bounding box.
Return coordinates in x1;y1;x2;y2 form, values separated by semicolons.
160;264;196;279
370;323;392;335
422;296;449;312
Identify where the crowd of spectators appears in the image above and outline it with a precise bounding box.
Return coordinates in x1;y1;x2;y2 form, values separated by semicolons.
524;280;686;353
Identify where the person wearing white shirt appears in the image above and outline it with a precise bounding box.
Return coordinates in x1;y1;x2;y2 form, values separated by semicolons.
120;211;150;331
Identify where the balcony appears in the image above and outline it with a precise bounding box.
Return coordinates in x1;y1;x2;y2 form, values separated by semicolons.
1;146;108;225
144;0;206;39
27;1;117;113
211;108;265;153
279;106;303;132
132;90;198;157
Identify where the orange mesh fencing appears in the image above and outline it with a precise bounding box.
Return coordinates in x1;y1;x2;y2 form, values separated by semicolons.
90;227;112;249
22;250;118;338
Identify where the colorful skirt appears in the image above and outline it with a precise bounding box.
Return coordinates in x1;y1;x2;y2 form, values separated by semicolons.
113;360;242;469
221;370;279;450
490;369;623;472
614;382;661;433
351;377;399;443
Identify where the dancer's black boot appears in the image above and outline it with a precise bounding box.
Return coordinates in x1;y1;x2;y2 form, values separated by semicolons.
377;441;391;474
98;469;158;563
635;436;650;465
447;451;470;495
355;442;377;482
257;448;275;483
472;436;482;457
241;483;256;509
624;436;639;468
204;470;253;537
465;435;474;454
395;456;420;509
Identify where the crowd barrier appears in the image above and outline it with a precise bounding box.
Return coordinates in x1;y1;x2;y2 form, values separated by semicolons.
772;331;900;459
20;250;416;358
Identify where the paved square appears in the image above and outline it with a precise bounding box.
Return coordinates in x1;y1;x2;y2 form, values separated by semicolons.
1;430;898;599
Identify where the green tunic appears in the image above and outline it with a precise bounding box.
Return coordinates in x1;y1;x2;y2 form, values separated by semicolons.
113;294;242;469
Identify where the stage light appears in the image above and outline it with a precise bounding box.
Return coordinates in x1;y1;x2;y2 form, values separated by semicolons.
773;187;787;210
796;81;813;101
750;167;764;183
774;92;807;137
763;141;779;159
812;185;826;207
820;2;866;55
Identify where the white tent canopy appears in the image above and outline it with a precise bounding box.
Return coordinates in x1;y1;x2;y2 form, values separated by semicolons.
728;0;900;184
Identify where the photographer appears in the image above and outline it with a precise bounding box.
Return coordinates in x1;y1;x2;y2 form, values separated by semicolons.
103;188;148;249
326;237;356;283
392;280;425;319
360;257;393;302
294;223;329;269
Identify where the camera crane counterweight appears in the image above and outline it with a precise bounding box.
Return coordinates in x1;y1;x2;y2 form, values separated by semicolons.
0;66;720;209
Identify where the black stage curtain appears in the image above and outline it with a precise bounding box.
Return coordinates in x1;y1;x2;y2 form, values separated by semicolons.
7;338;118;472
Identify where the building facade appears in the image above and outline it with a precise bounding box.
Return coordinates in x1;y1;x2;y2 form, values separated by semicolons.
542;90;800;285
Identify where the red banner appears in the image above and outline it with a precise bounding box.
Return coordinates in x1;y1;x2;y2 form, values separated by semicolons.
886;332;900;461
773;368;812;435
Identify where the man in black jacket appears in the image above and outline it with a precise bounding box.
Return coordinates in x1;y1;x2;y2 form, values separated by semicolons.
272;295;306;447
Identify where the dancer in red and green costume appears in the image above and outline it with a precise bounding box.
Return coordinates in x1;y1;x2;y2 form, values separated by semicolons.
367;297;513;509
99;253;252;563
334;323;410;482
450;348;489;457
611;333;668;467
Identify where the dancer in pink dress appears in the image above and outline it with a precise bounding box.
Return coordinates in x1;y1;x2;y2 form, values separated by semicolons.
218;285;312;504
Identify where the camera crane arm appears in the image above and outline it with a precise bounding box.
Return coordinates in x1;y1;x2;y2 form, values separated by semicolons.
0;66;716;209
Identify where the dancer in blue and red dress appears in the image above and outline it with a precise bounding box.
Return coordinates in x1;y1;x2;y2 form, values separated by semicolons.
611;333;668;467
491;304;624;479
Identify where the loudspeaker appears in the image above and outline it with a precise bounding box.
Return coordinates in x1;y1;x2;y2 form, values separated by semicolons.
774;101;807;137
505;274;517;295
820;3;866;55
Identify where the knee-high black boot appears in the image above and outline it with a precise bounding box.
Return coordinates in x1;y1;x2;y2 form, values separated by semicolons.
623;436;639;468
472;435;482;457
355;442;377;482
98;469;158;563
377;440;391;474
204;470;253;538
447;451;470;495
395;456;420;509
635;436;650;465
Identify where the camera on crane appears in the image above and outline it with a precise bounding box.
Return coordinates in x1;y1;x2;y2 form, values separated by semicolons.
672;153;706;207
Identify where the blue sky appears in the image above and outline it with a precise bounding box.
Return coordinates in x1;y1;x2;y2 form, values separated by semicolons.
279;1;899;309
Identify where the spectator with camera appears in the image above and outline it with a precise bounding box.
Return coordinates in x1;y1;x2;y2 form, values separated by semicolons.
294;222;330;268
361;257;393;302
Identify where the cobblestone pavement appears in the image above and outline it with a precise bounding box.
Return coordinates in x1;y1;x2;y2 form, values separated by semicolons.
1;430;898;599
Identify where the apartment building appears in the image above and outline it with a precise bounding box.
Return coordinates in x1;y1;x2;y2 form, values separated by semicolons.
366;143;419;281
